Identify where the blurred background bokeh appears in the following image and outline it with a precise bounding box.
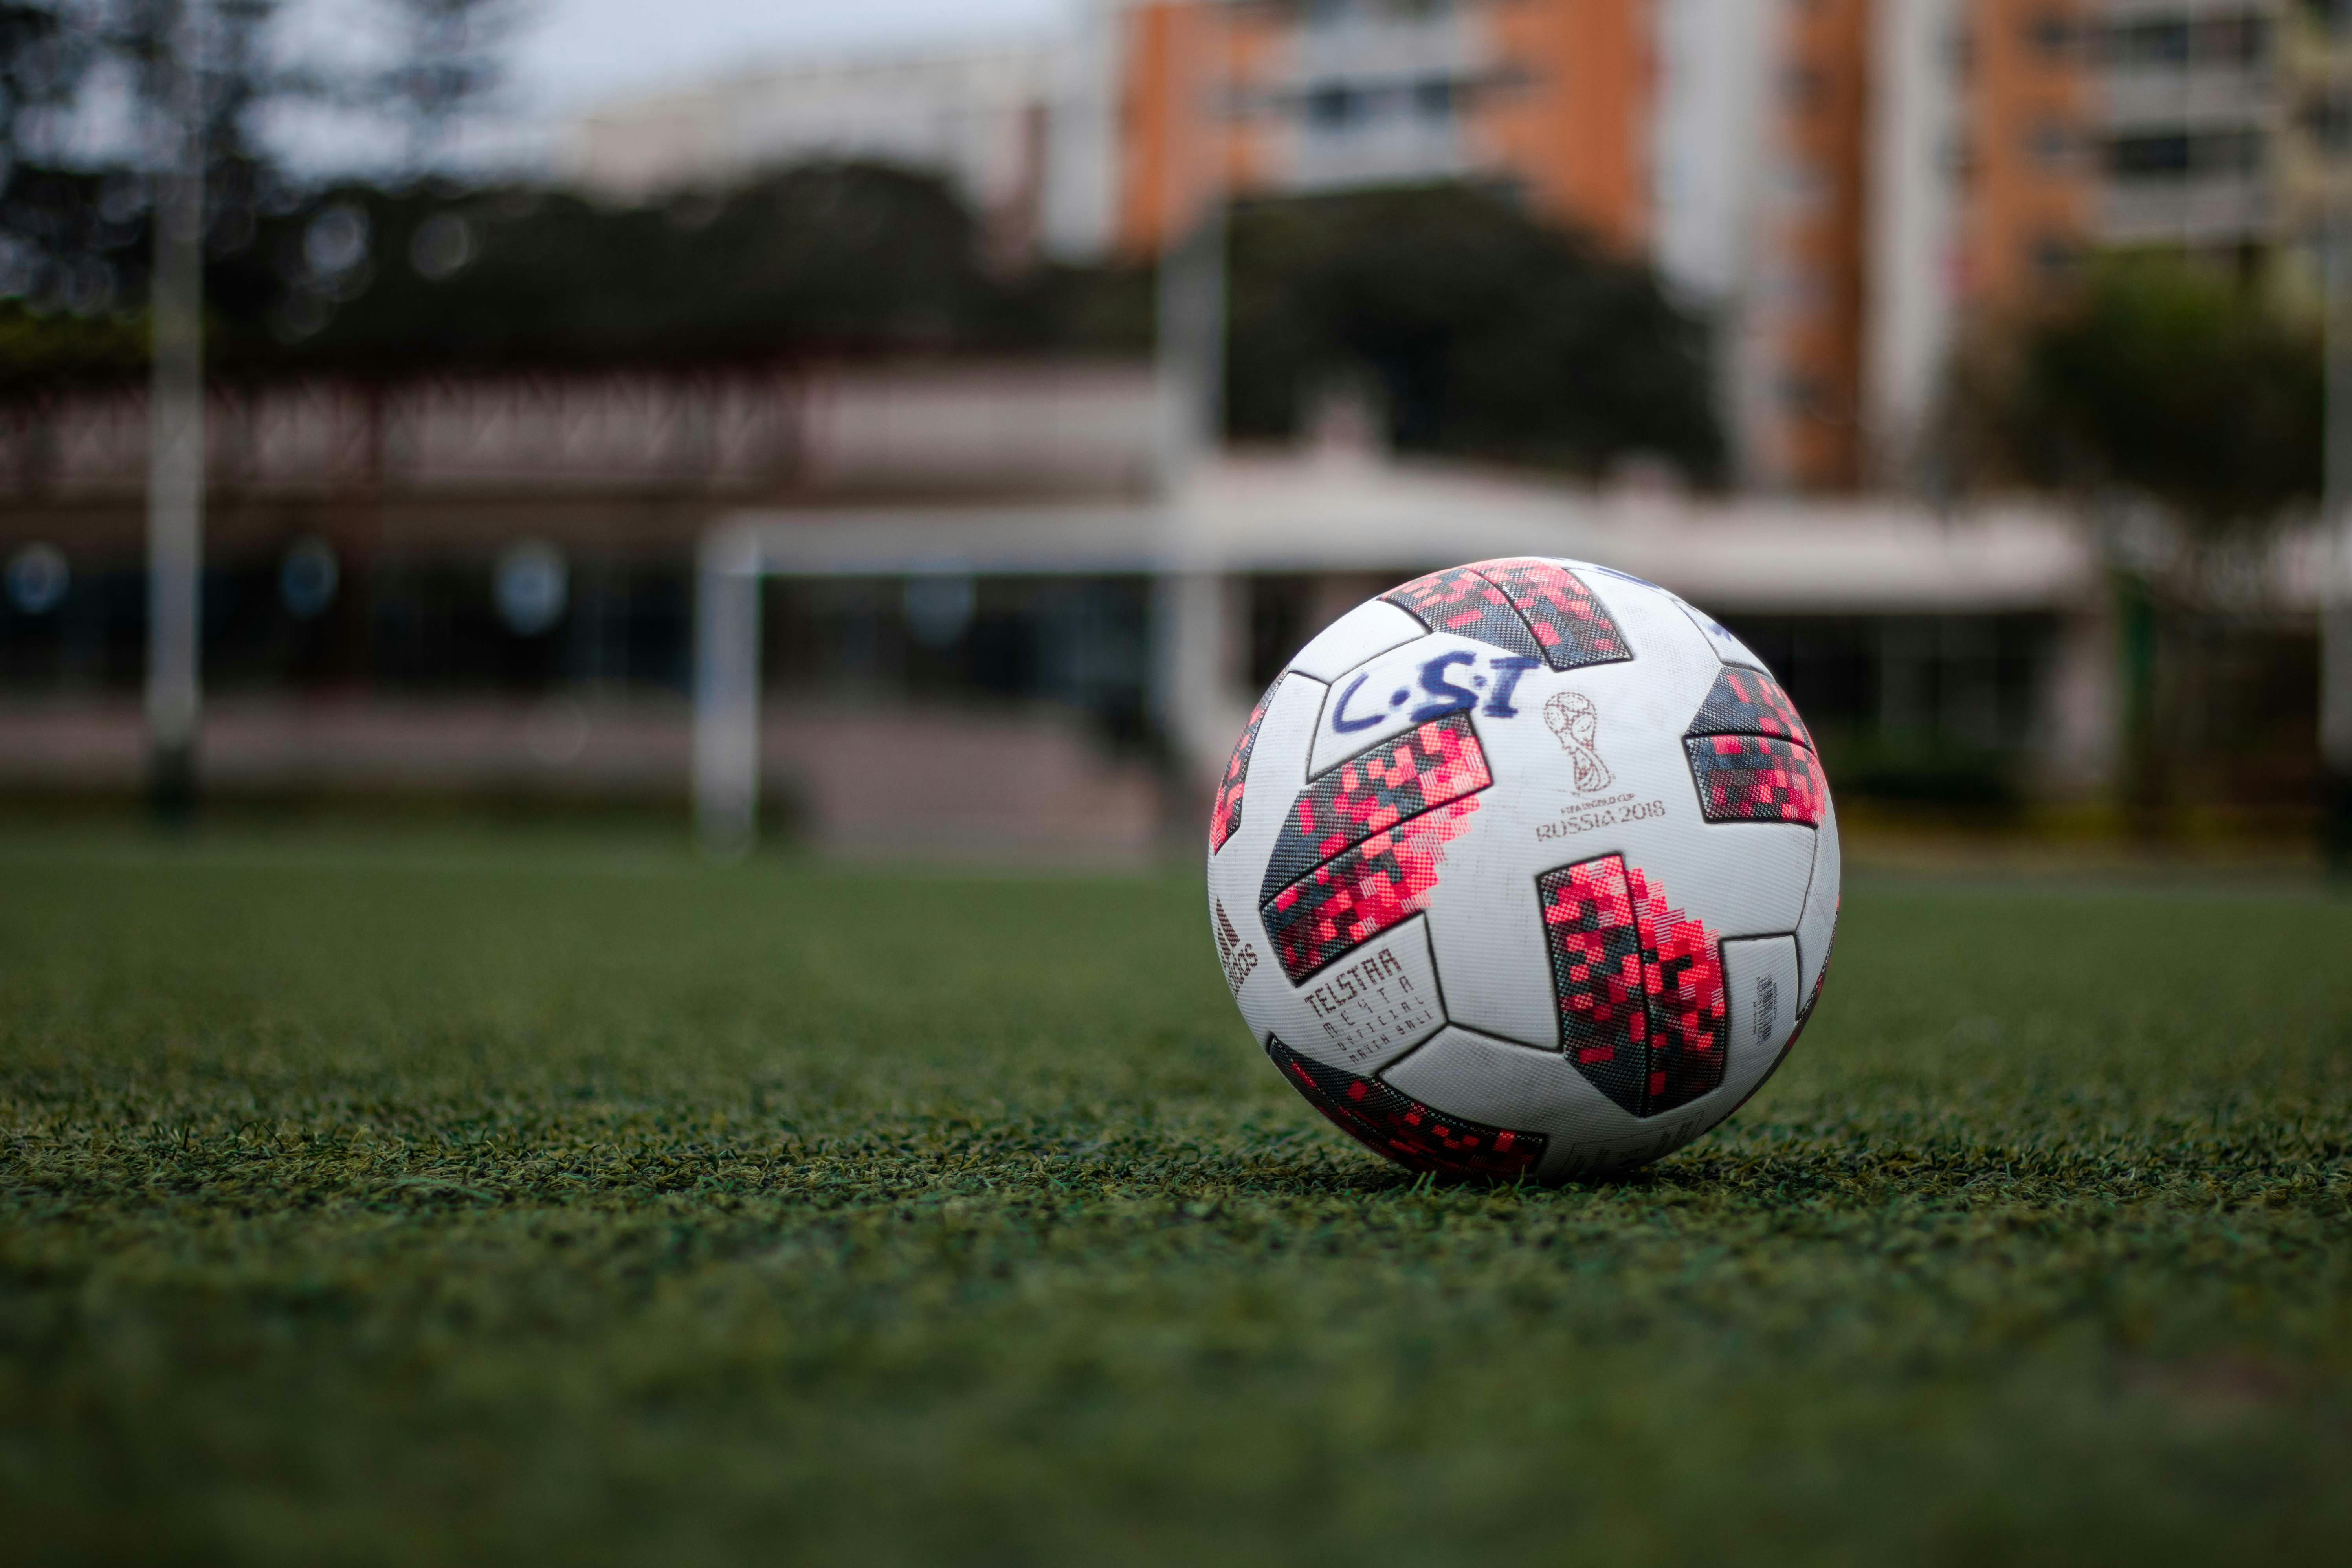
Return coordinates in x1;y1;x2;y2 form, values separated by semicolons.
4;0;2350;862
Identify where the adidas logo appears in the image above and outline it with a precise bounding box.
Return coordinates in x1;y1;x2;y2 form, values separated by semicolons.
1214;900;1259;994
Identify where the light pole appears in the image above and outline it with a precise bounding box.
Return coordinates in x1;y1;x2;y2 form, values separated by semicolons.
1152;0;1234;800
147;0;205;825
2328;44;2352;878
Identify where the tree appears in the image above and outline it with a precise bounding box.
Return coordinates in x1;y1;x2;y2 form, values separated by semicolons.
375;0;528;171
1947;252;2325;836
0;0;298;322
0;3;113;308
0;2;101;181
1977;253;2321;529
232;161;1070;369
1224;184;1724;482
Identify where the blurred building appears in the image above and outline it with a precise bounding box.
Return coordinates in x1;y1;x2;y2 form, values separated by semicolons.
0;364;1173;854
1869;2;2352;477
5;352;2278;842
1108;0;1653;252
561;2;2352;501
4;353;2331;845
2;5;2336;847
562;35;1111;265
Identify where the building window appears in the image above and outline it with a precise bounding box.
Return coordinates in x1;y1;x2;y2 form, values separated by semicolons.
2028;232;2079;281
2300;95;2352;155
1413;77;1455;118
1306;83;1359;128
2025;120;2074;169
1768;267;1828;314
2191;15;2269;66
1776;374;1829;416
2099;19;2191;67
1773;159;1835;215
2204;127;2266;176
2024;12;2073;58
2106;127;2265;181
1941;132;1975;185
2097;12;2271;68
2108;130;2190;180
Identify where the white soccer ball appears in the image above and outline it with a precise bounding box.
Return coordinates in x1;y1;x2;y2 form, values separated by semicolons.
1206;558;1838;1181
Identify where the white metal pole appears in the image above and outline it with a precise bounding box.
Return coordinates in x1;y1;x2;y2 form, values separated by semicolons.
693;530;763;855
1154;156;1226;484
1152;0;1232;799
2326;69;2352;875
147;0;205;822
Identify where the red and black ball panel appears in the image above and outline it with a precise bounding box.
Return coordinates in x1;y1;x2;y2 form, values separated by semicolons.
1256;712;1494;984
1683;735;1829;827
1470;557;1635;670
1259;712;1490;903
1382;566;1547;664
1259;800;1482;984
1686;666;1814;752
1266;1035;1545;1180
1381;559;1633;673
1209;678;1280;853
1536;853;1728;1119
1682;664;1829;828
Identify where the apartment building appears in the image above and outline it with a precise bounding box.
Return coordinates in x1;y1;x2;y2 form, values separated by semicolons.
1110;0;1653;256
1868;2;2352;479
563;35;1113;264
563;3;2352;496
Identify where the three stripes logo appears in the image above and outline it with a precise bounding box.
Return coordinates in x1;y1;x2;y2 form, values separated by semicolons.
1214;900;1259;995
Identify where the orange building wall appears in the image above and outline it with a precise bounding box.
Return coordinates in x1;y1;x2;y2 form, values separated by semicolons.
1117;0;1655;259
1115;2;1191;255
1767;0;1871;492
1959;0;2093;313
1114;1;1281;256
1474;0;1653;253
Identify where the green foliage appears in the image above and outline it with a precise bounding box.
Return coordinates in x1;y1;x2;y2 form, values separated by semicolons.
0;298;147;388
3;834;2348;1564
1981;253;2322;528
1813;727;2022;816
1226;185;1725;481
223;167;1144;370
0;164;1150;382
6;170;1716;485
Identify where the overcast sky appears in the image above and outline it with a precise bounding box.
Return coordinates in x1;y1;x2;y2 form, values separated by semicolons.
250;0;1075;173
508;0;1073;112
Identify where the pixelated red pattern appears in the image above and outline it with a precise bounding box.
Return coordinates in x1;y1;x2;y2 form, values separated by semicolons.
1260;799;1479;983
1642;880;1728;1111
1534;856;1650;1115
1684;734;1828;827
1209;680;1279;853
1686;666;1815;752
1536;853;1728;1117
1468;558;1633;670
1259;712;1492;903
1266;1035;1546;1180
1380;566;1547;662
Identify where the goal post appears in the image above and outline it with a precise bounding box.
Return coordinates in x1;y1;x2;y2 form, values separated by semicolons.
691;528;765;857
688;505;1211;855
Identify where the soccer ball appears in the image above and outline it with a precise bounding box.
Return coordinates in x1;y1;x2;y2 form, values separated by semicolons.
1205;559;1838;1181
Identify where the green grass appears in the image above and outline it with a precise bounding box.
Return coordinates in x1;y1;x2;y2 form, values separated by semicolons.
2;834;2349;1566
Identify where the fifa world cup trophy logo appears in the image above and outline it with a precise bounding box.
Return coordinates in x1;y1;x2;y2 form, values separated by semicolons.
1543;691;1613;794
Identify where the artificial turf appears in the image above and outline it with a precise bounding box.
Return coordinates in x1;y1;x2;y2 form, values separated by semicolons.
2;833;2348;1566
